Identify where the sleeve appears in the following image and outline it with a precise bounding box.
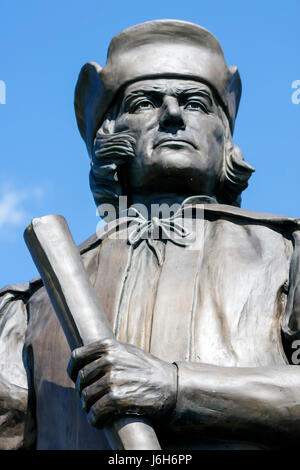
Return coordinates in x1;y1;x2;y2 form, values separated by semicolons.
281;225;300;363
0;285;29;450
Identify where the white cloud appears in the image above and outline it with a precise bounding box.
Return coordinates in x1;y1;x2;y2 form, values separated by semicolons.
0;184;43;229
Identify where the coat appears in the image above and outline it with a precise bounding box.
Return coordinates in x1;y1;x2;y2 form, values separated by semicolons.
1;197;300;449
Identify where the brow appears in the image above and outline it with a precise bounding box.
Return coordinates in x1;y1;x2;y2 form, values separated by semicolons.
123;85;214;106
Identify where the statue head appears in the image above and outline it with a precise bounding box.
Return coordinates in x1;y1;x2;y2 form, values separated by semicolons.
74;20;254;213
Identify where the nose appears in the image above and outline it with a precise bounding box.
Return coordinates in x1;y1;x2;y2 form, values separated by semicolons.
159;96;185;131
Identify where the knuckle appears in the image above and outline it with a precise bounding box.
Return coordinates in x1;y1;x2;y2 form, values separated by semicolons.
106;370;116;385
101;337;115;349
104;351;114;364
78;369;86;382
87;408;97;427
81;387;88;401
100;375;108;388
109;385;120;404
80;392;87;410
70;349;78;363
87;406;106;429
71;346;84;361
76;370;86;391
107;390;116;404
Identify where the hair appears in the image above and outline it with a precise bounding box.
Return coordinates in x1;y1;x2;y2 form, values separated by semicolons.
216;106;255;206
89;98;255;215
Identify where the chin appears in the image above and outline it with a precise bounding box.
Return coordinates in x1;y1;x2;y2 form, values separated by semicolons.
151;146;200;171
127;148;219;195
142;167;214;196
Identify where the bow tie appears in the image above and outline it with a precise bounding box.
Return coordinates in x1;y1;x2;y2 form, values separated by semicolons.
126;207;195;247
97;195;213;265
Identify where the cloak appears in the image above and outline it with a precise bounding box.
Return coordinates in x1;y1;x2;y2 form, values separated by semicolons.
1;198;300;449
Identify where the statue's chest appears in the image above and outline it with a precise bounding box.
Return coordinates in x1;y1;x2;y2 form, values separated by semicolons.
93;218;293;367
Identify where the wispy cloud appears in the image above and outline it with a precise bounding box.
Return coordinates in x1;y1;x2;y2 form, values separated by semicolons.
0;184;44;230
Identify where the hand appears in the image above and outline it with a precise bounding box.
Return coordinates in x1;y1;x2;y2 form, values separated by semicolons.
67;338;177;429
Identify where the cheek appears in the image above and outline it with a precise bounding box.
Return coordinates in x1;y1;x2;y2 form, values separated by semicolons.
114;112;159;133
209;122;225;158
115;113;159;162
192;116;225;169
211;124;225;170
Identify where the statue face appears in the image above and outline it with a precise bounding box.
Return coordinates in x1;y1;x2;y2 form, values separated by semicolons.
113;78;226;199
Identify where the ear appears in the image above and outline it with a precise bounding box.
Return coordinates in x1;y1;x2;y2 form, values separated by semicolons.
74;62;103;154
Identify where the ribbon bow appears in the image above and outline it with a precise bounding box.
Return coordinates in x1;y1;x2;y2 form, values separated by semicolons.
124;207;195;265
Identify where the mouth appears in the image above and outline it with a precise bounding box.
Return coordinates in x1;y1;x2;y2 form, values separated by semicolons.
153;138;197;150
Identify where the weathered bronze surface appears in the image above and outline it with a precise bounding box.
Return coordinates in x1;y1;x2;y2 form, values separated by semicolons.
1;20;300;450
24;214;161;450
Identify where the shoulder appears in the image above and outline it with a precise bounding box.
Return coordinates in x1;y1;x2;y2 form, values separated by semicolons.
0;230;104;306
0;277;42;304
0;282;33;450
201;203;300;233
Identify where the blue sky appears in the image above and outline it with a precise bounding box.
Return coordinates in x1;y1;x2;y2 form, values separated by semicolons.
0;0;299;286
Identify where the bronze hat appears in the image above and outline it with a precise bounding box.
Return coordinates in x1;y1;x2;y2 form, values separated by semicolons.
75;19;242;155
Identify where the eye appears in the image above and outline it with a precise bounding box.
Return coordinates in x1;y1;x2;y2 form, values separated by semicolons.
131;99;155;113
185;100;209;112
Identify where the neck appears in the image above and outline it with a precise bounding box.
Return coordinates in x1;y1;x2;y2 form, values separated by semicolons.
131;193;189;210
124;192;217;219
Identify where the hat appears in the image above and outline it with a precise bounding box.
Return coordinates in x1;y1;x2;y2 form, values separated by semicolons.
75;20;242;156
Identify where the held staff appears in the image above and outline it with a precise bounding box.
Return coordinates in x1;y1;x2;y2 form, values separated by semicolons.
24;214;161;450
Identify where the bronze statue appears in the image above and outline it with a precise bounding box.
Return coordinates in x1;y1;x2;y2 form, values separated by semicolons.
1;19;300;450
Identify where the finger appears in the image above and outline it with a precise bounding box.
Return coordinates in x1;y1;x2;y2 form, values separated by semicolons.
75;357;109;393
67;338;116;382
87;394;118;429
80;373;111;412
87;394;143;429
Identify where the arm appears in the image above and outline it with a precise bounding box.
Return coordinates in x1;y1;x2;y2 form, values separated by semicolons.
68;339;300;448
171;361;300;446
0;286;30;449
